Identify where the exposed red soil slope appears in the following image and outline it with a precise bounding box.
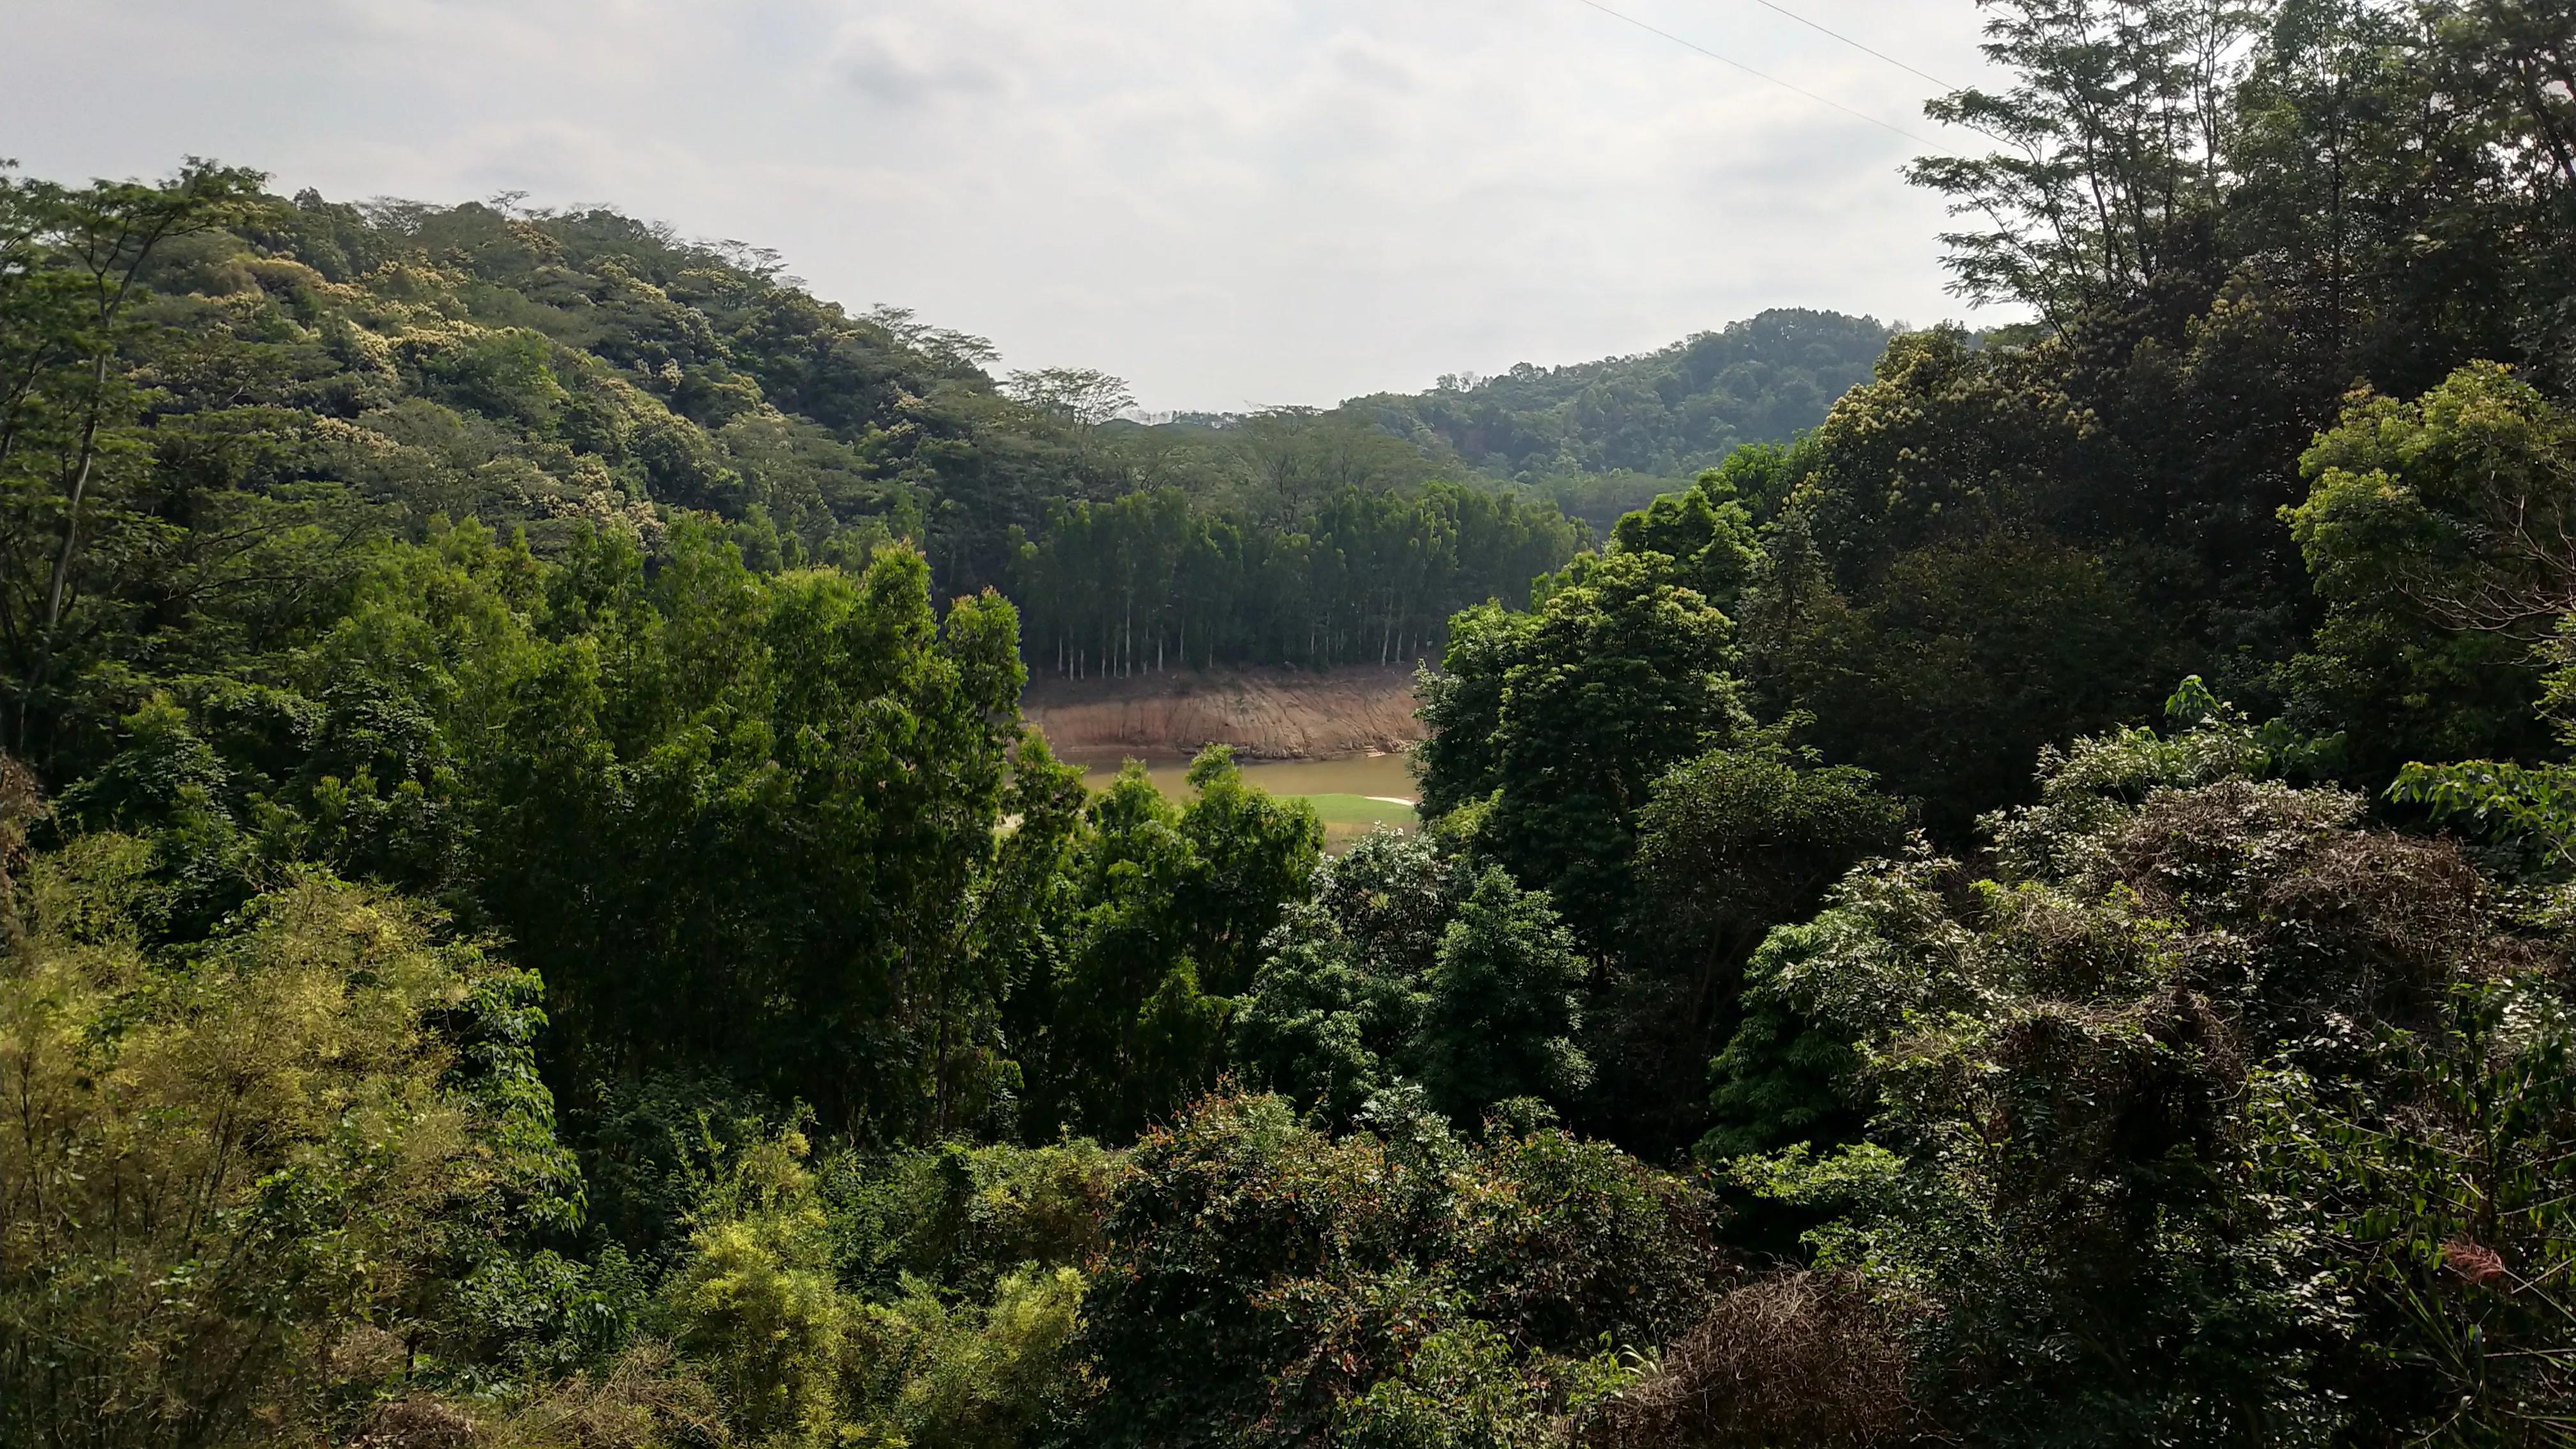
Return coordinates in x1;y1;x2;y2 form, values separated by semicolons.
1021;665;1424;762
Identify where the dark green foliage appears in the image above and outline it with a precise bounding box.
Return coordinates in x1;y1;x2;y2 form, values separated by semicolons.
1075;1091;1716;1447
1232;830;1459;1127
1680;0;2576;843
1602;746;1906;1160
569;1069;795;1270
1012;479;1581;677
1698;852;1949;1167
10;0;2576;1434
346;524;1051;1139
1359;309;1894;505
1420;547;1749;947
1446;1126;1719;1357
1416;868;1593;1126
1725;703;2561;1444
1017;747;1324;1142
0;163;1591;763
2255;983;2576;1441
1698;921;1866;1163
1733;330;2184;835
1234;838;1599;1136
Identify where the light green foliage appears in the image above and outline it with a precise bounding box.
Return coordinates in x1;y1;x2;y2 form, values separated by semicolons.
816;1137;1121;1305
661;1133;854;1444
1233;830;1457;1126
1031;764;1227;1140
1174;745;1330;996
1333;1321;1567;1449
0;844;583;1447
1604;467;1757;608
2286;361;2576;774
868;1265;1091;1449
659;1129;1109;1449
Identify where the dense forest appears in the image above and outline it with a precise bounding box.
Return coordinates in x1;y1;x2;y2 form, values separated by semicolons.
1357;308;1897;534
4;0;2576;1445
0;148;1870;691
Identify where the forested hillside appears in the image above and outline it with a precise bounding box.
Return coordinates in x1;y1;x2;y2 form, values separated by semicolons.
1358;308;1896;532
6;1;2576;1446
0;179;1582;699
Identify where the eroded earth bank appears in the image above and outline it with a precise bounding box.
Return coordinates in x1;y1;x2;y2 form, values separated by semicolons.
1020;664;1425;763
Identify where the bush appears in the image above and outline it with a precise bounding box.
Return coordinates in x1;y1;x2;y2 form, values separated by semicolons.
654;1128;1107;1449
1590;1273;1914;1448
1715;702;2569;1444
0;846;575;1447
1078;1092;1719;1447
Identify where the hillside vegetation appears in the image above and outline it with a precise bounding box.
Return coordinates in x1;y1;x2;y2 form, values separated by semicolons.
0;168;1880;702
4;1;2576;1446
1359;307;1896;532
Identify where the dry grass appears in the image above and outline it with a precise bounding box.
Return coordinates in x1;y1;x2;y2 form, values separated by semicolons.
491;1342;730;1448
351;1398;480;1449
1590;1272;1918;1448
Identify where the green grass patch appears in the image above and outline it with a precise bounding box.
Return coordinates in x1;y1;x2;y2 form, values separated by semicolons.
1294;793;1418;848
1294;792;1417;825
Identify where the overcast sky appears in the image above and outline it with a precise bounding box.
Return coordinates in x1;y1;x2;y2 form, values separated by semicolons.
1;0;2007;411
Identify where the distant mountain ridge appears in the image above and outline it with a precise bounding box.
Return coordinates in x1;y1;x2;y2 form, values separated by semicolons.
1115;308;1896;536
1359;309;1890;476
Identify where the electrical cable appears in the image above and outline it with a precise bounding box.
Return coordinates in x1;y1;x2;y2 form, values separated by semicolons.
1571;0;1949;150
1734;0;1965;95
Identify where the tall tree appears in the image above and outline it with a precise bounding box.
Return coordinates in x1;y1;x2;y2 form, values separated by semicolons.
0;160;263;761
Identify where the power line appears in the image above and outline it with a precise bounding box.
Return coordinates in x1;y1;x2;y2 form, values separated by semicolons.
1735;0;1965;94
1572;0;1945;150
1731;1;2018;146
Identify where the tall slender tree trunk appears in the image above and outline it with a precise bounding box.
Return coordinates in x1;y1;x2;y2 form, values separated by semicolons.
17;347;113;755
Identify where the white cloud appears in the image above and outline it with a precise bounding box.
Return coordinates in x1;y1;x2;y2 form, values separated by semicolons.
1;0;2010;410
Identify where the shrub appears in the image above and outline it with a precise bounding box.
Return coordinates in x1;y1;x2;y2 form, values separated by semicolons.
0;845;574;1448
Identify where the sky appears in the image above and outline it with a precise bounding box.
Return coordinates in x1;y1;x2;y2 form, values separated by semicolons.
0;0;2008;412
